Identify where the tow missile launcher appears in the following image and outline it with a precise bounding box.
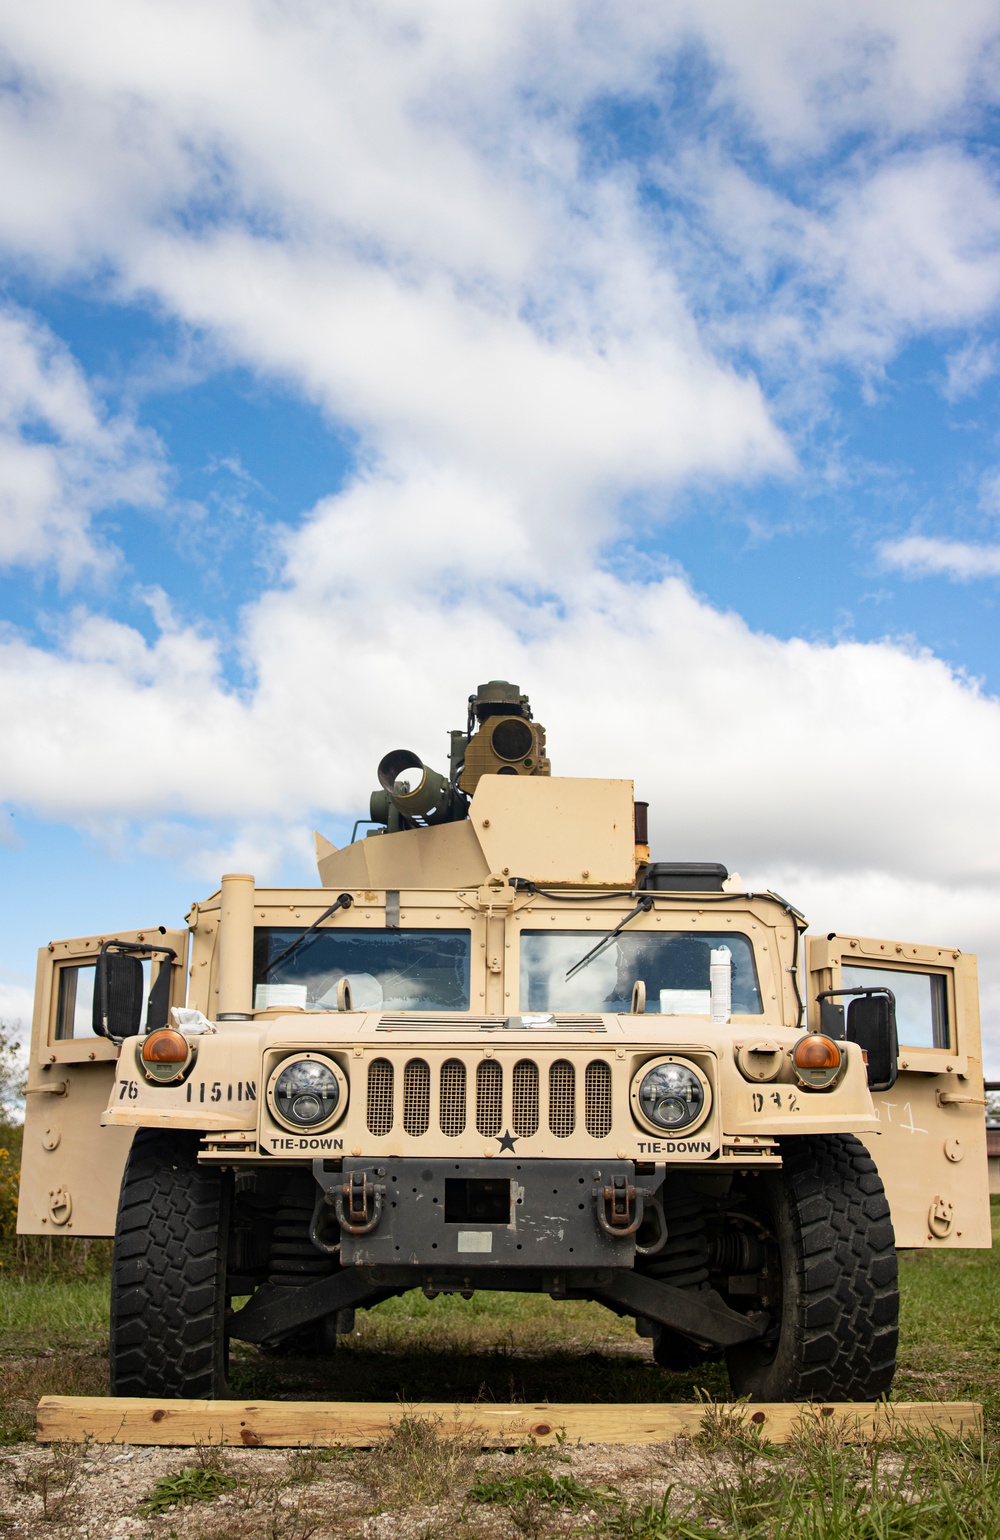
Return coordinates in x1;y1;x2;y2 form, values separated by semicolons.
18;681;989;1403
368;680;550;833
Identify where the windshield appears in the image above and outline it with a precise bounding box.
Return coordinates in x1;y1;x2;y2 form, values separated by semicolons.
252;928;471;1012
520;930;763;1014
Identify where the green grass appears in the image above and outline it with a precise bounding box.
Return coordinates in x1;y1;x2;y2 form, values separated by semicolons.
656;1434;1000;1540
895;1202;1000;1424
467;1468;601;1509
5;1099;1000;1535
0;1278;110;1343
4;1282;1000;1540
463;1433;1000;1539
0;1201;997;1430
1;1202;999;1411
136;1465;237;1516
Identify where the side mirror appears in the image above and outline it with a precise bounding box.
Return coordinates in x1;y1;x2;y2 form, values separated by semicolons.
846;991;898;1092
93;951;144;1039
94;939;177;1041
816;986;898;1092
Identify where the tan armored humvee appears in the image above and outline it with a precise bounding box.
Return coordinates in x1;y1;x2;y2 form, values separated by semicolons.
18;681;989;1402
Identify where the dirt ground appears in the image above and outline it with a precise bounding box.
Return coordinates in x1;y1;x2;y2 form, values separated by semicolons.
3;1242;999;1540
0;1427;726;1539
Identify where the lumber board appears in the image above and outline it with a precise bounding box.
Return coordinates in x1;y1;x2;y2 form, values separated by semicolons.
35;1397;982;1447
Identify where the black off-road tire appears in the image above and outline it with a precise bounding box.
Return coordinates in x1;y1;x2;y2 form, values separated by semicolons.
725;1134;898;1402
110;1129;232;1398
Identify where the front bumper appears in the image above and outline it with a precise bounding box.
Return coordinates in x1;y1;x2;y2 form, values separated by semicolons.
322;1157;659;1269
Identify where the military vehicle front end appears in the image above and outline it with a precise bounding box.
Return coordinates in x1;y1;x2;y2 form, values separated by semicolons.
19;682;989;1403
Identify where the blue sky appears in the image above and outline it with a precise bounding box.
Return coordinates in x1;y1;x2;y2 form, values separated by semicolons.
1;2;999;1060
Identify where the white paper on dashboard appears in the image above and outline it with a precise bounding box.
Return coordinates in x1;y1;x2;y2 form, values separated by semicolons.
659;989;711;1015
254;983;309;1009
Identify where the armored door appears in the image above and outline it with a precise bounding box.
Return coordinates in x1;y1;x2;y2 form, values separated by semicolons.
18;926;189;1237
807;934;989;1249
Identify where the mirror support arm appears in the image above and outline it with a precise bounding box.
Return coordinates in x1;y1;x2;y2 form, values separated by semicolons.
816;986;898;1092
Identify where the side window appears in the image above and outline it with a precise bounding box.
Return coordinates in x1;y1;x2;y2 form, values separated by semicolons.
54;964;97;1040
841;965;948;1050
53;959;150;1041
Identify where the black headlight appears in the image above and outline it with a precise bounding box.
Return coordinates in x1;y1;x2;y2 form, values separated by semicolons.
635;1062;706;1132
273;1057;341;1128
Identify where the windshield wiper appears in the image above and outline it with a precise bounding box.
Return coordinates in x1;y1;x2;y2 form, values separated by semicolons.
565;895;653;981
261;893;354;979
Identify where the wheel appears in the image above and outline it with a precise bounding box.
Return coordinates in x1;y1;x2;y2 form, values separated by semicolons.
725;1135;898;1401
110;1129;231;1397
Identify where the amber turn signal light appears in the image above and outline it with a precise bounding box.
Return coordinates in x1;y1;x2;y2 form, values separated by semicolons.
791;1033;843;1089
142;1029;189;1063
793;1035;841;1071
140;1028;194;1084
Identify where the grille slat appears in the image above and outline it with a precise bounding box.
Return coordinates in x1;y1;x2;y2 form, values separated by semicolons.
548;1060;575;1138
512;1059;539;1137
440;1059;467;1137
476;1059;503;1137
366;1058;394;1136
403;1058;430;1136
585;1059;612;1138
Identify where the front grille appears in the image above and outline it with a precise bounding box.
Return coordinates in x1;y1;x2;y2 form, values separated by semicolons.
440;1059;467;1136
403;1058;430;1136
585;1059;612;1138
476;1059;502;1137
367;1058;394;1136
549;1060;575;1138
363;1052;616;1140
512;1058;539;1137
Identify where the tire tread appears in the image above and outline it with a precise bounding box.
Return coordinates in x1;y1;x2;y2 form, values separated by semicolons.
728;1134;899;1401
110;1129;229;1398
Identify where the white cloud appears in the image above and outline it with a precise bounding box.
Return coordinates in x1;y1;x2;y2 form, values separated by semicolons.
879;534;1000;580
128;227;788;514
835;151;1000;336
134;818;316;888
0;307;165;579
0;465;996;890
0;973;34;1043
689;0;1000;152
944;338;999;401
0;1;996;495
0;465;998;1052
656;146;1000;385
0;4;999;1063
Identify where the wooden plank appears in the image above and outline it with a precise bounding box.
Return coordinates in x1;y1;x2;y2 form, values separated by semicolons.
36;1397;982;1448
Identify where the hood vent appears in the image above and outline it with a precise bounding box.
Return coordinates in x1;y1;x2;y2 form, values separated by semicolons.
376;1013;606;1032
